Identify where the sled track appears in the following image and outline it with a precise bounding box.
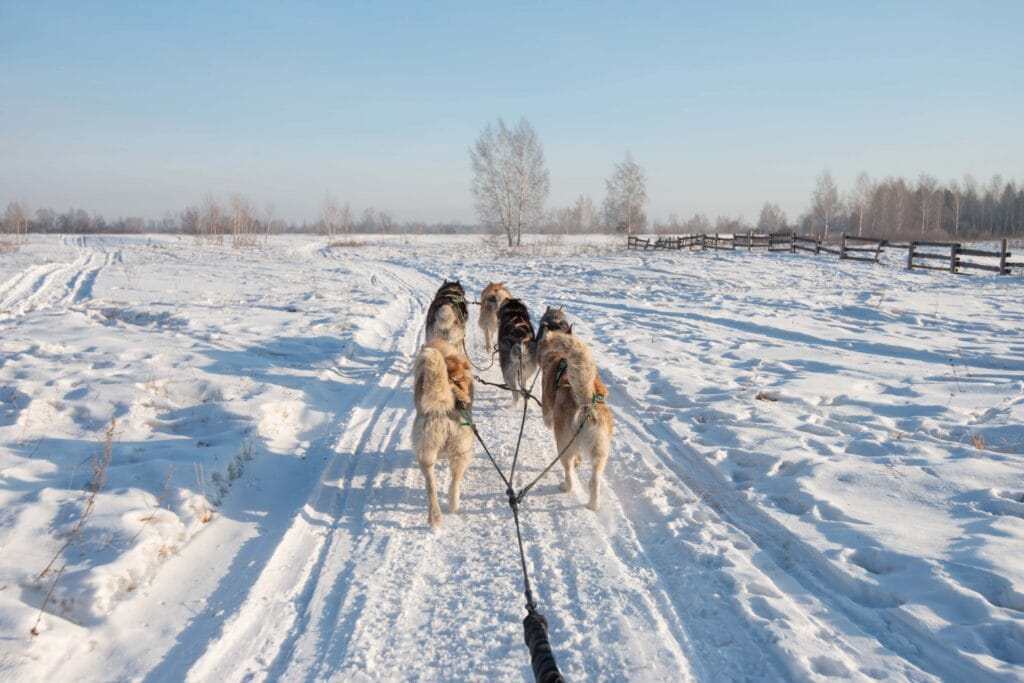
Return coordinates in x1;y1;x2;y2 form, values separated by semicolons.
179;264;429;682
0;238;113;317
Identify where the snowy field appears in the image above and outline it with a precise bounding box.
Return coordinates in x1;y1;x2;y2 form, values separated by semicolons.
0;233;1022;682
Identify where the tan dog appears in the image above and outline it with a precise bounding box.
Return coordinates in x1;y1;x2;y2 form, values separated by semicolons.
478;282;511;353
412;339;474;527
537;330;613;510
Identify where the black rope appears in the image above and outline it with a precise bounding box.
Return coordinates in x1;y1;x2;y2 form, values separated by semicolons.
463;403;563;682
474;375;542;407
509;349;541;484
464;338;499;373
516;410;590;505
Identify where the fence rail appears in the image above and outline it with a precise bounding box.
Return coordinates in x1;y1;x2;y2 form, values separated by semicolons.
626;232;1018;276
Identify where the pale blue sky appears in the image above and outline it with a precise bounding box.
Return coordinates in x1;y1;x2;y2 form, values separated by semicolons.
2;1;1022;224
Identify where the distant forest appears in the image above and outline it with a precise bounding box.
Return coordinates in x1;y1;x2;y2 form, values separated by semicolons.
3;172;1022;241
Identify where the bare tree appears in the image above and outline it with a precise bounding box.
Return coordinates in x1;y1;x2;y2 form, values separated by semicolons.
264;202;275;245
602;152;648;235
341;202;353;235
470;117;550;247
360;207;376;233
199;195;225;242
852;173;873;236
231;194;258;247
4;201;29;243
321;197;340;237
756;203;787;232
683;213;710;234
811;171;840;237
378;210;394;234
572;194;597;233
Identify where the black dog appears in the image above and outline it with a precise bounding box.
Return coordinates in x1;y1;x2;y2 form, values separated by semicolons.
497;298;537;406
425;279;468;346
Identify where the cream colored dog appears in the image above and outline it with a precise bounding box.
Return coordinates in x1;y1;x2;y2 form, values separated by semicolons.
412;338;474;527
477;282;511;353
537;329;613;511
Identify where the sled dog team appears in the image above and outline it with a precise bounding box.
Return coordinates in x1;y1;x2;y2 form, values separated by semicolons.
413;280;613;527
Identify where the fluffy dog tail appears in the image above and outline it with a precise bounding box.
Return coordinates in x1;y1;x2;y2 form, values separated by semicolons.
414;345;455;414
564;336;599;412
541;331;599;412
434;304;456;325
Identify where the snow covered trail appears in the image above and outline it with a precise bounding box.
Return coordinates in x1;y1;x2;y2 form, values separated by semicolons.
1;235;1021;682
169;260;701;681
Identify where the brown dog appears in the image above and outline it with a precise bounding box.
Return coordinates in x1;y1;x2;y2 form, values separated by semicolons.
478;282;511;353
412;338;474;526
537;329;613;510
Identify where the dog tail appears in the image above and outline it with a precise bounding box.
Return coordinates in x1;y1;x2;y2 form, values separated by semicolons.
414;345;455;414
436;303;454;322
554;334;598;413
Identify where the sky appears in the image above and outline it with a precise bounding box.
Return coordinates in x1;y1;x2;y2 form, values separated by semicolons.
2;0;1022;225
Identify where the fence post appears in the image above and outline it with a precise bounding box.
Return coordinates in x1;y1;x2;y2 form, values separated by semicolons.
815;236;821;255
790;231;796;253
874;239;885;263
701;233;707;251
999;238;1009;274
839;232;848;259
907;241;916;270
950;243;960;273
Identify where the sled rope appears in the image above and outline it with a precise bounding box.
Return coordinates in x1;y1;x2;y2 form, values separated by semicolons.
463;338;499;373
466;364;564;682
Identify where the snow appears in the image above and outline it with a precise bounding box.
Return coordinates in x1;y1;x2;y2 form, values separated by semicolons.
0;233;1022;681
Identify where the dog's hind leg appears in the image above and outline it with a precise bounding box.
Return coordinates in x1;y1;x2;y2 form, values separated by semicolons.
447;438;472;515
586;434;609;511
420;459;442;527
557;436;581;494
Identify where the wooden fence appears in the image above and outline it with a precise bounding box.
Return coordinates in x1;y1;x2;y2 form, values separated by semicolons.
626;232;1020;276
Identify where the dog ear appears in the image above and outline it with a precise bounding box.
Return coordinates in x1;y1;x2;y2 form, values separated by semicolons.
558;306;563;311
567;324;573;335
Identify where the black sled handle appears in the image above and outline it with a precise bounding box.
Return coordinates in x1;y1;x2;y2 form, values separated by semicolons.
523;609;564;683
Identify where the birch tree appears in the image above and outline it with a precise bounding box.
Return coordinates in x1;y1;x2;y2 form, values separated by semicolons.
811;170;840;237
321;197;340;237
470;117;550;247
602;152;648;235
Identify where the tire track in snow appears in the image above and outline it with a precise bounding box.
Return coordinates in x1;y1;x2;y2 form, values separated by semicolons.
0;237;111;317
181;264;427;682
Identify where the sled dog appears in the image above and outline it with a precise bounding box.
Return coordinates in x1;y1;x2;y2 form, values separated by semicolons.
536;306;571;346
412;338;474;527
497;298;537;406
537;329;613;511
425;279;468;346
478;282;511;353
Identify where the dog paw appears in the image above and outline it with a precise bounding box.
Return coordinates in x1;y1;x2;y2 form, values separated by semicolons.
560;480;573;493
429;508;442;527
586;499;600;511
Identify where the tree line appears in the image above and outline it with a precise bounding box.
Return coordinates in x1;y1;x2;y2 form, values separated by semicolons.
5;117;1022;242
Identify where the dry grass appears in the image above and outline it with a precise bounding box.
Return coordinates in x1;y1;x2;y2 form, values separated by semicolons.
971;433;985;450
193;462;214;524
130;465;175;545
31;418;116;637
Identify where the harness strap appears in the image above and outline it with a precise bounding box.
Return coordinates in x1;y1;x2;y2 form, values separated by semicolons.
553;358;568;386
